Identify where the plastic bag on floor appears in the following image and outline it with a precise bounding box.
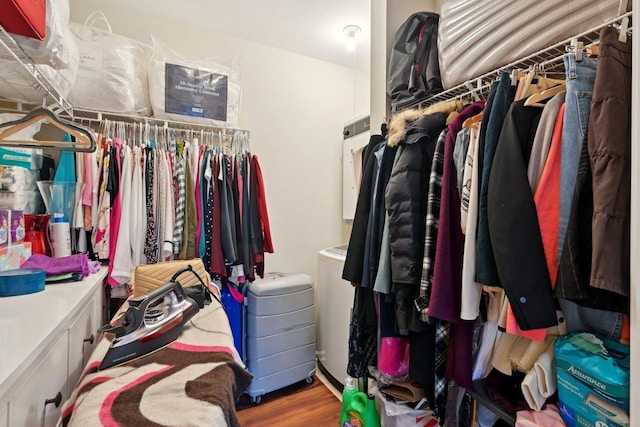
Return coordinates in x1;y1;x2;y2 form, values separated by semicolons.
375;391;439;427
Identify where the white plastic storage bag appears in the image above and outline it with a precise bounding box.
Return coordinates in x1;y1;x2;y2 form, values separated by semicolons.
68;11;151;114
35;29;80;99
11;0;76;70
149;36;241;128
375;391;438;427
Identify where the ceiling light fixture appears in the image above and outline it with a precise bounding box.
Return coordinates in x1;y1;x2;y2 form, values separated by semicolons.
343;25;361;52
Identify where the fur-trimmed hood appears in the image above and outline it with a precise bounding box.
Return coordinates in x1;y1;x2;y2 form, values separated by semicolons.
387;99;464;147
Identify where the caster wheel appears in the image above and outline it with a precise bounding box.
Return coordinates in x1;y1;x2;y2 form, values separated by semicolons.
306;376;314;384
251;395;262;405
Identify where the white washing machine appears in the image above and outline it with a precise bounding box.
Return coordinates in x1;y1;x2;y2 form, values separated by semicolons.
316;244;353;387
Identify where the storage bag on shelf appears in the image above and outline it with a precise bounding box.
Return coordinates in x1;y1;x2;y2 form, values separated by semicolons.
387;12;442;109
68;11;151;114
0;0;79;103
149;36;241;128
12;0;76;70
438;0;623;88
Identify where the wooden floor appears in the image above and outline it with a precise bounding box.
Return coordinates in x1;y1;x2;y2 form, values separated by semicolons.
236;378;342;426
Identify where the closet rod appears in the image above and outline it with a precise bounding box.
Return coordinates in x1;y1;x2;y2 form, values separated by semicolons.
393;11;633;113
70;107;249;136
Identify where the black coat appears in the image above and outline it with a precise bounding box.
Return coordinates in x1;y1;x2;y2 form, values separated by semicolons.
487;99;557;330
342;134;386;284
385;112;447;333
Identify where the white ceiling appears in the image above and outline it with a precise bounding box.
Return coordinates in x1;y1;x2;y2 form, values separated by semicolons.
107;0;371;71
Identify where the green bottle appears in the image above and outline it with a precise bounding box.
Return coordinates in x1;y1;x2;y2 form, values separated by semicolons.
364;395;380;427
340;376;368;427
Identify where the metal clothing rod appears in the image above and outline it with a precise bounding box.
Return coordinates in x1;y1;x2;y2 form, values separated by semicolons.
70;108;249;136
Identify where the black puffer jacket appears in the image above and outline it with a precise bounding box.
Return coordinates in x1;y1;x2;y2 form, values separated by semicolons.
385;112;447;334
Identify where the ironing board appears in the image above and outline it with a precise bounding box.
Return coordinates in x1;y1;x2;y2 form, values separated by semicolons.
60;287;252;427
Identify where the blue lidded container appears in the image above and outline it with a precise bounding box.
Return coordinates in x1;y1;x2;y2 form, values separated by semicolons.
0;268;46;297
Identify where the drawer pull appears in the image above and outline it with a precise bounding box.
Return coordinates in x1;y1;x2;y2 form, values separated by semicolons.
83;334;95;345
44;391;62;408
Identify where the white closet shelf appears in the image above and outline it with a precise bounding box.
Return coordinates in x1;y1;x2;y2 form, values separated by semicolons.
0;25;73;115
394;12;633;113
0;25;248;136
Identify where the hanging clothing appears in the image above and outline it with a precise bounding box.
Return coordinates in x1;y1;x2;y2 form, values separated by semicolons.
527;93;566;191
92;141;111;259
459;124;482;321
558;53;597;261
178;159;197;260
342;134;386;284
589;26;632;297
417;128;447;322
210;154;226;278
54;135;76;183
195;146;204;258
476;73;516;287
505;102;566;341
143;148;158;264
487;99;557;331
429;102;484;391
173;149;186;255
429;102;484;324
218;155;237;264
106;140;123;287
202;151;214;272
110;145;133;285
252;154;274;253
161;151;175;260
130;147;146;268
386;112;447;334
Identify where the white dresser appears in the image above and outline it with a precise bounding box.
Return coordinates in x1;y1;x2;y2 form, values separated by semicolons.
0;267;108;427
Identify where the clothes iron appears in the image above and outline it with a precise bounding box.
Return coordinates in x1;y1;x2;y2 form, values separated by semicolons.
98;280;199;370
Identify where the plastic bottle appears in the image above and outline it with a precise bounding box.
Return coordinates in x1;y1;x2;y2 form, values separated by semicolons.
364;395;380;427
340;376;369;427
49;213;71;258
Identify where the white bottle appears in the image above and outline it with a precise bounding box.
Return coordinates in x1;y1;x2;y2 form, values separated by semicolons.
49;213;71;258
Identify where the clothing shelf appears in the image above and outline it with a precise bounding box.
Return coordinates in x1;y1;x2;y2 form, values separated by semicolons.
0;25;73;115
466;380;516;426
0;25;247;136
392;12;633;113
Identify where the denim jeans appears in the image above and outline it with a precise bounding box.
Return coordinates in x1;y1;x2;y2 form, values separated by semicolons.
558;54;597;261
558;298;623;341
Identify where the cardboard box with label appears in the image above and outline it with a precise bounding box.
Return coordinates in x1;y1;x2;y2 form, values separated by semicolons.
555;333;630;427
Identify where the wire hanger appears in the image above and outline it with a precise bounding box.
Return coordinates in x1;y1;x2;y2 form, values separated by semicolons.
0;107;96;152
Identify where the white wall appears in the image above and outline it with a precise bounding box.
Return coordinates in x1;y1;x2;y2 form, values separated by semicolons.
70;1;370;280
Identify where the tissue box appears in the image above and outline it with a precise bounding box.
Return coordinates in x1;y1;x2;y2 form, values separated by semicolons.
555;333;630;427
9;210;24;244
0;242;31;271
0;210;8;248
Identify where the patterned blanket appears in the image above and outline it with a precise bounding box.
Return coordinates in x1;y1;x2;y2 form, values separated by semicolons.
61;296;252;427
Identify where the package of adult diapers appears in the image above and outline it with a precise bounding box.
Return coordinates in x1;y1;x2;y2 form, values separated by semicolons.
554;333;630;427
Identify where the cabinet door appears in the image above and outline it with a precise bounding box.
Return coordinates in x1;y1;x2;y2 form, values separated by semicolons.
91;287;105;343
11;331;68;427
67;297;95;395
0;401;8;427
